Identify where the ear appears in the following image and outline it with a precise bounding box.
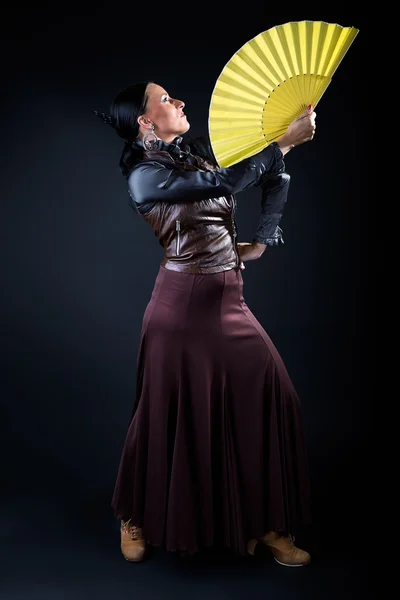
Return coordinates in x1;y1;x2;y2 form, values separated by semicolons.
137;115;152;129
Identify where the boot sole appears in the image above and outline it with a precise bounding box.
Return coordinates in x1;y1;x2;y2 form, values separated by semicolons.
274;557;310;567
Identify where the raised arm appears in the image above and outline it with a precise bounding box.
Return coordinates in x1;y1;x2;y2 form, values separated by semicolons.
128;105;315;206
128;142;285;205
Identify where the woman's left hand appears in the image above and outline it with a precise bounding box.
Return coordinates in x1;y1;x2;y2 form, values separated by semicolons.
237;242;267;269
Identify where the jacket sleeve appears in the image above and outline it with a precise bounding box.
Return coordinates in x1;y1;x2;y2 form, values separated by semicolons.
128;142;285;205
252;171;291;246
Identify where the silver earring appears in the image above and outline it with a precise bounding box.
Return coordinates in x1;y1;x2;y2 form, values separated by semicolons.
143;124;158;151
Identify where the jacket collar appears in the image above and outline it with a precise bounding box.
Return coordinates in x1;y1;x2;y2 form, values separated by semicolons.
135;136;189;159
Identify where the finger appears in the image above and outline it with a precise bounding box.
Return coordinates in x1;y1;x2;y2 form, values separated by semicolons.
301;104;313;117
299;110;316;125
297;107;311;120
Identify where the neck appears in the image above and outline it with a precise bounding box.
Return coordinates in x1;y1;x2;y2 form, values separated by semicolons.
138;133;181;145
160;134;179;144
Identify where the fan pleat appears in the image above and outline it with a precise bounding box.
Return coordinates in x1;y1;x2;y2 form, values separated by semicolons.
209;21;359;167
224;59;275;96
218;74;268;104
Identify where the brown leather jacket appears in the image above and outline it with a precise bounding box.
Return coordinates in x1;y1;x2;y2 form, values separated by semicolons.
127;137;286;274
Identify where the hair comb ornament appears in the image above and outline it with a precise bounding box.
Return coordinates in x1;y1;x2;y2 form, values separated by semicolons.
92;109;116;128
208;20;359;168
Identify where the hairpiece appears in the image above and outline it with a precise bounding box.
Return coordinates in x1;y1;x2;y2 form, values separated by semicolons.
92;109;116;129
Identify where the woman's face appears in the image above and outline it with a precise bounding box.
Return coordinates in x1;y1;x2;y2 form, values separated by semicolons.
140;83;190;142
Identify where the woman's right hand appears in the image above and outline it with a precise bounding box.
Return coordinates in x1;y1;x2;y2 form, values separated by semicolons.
276;105;316;155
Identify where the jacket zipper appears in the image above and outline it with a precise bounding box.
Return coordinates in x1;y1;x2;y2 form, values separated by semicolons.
175;219;181;256
231;197;239;266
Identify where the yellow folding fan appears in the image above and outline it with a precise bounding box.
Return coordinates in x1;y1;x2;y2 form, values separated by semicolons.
208;20;359;167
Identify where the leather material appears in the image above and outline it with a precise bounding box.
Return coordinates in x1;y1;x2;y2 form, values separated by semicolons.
121;530;147;562
253;172;291;245
144;195;239;274
127;138;286;274
247;532;311;566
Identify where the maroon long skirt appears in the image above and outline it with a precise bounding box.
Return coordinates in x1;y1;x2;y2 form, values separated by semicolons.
111;265;312;556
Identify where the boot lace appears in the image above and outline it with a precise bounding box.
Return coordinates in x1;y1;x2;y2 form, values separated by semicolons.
120;519;143;540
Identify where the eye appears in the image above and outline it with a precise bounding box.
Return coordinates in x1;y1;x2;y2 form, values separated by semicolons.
161;95;169;103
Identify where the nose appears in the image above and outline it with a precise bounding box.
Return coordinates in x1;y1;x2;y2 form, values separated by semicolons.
174;98;185;109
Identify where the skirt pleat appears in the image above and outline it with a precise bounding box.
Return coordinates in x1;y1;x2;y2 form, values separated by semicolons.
111;266;311;556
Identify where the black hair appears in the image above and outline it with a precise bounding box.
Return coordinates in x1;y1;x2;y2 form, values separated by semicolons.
112;81;153;177
93;81;152;178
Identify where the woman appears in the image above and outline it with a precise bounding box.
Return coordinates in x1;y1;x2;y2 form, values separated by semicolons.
93;81;316;566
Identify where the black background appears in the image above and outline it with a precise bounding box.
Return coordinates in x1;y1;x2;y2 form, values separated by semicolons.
1;6;368;599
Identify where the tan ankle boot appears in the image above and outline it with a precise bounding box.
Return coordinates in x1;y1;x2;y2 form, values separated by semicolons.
247;531;310;567
120;519;147;562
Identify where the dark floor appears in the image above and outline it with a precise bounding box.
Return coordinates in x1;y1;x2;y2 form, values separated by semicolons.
1;482;368;600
